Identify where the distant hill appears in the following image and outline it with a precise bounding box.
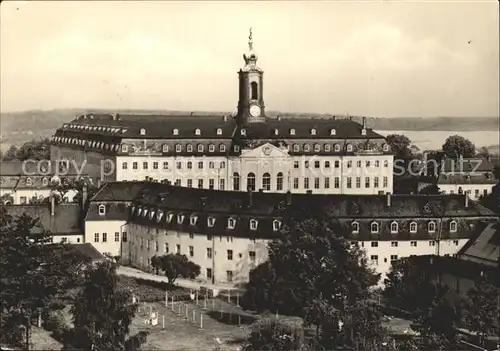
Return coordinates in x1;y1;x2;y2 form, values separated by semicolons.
1;109;498;150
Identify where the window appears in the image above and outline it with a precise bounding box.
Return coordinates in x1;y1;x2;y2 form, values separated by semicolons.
352;222;360;234
163;161;169;169
384;160;389;167
375;160;380;167
102;233;107;243
26;177;32;186
164;243;169;253
383;177;388;187
370;255;379;264
175;144;181;152
391;241;398;247
357;160;362;168
449;221;457;232
410;241;417;247
228;218;236;229
290;128;296;135
190;215;198;226
114;232;120;242
304;144;310;152
219;178;225;190
207;217;215;227
187;161;193;169
366;161;371;167
310;129;316;136
209;179;215;189
250;219;258;230
453;240;459;246
98;204;106;216
428;221;436;233
207;248;212;258
314;144;320;152
273;220;281;231
162;144;169;152
240;129;246;136
227;250;233;260
334;144;341;152
324;177;330;189
334;177;340;188
249;251;256;261
195;128;201;136
197;144;204;152
209;161;215;169
207;268;212;279
330;128;336;135
187;179;193;187
277;173;284;191
220;161;226;169
175;179;181;186
390;255;398;262
140;128;146;135
189;246;194;257
371;241;379;247
304;178;309;189
234;145;240;152
374;177;379;188
226;270;233;282
346;177;352;188
293;144;300;152
262;173;271;191
208;144;215;153
186;144;193;152
155;241;159;252
314;161;320;169
207;235;212;241
365;177;370;188
356;177;361;188
371;222;379;234
410;222;417;233
347;161;352;168
294;161;299;169
305;161;309;168
324;144;331;152
251;81;258;99
94;233;99;242
121;144;128;152
346;144;353;152
429;240;436;246
20;197;27;204
122;162;128;170
334;161;340;168
233;173;240;191
247;173;256;191
293;178;299;189
176;244;181;254
152;162;158;170
390;222;398;234
314;177;320;189
122;232;127;242
143;162;148;170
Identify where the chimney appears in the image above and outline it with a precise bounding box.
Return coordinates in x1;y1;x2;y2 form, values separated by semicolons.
50;196;55;216
386;192;391;207
286;191;292;205
277;115;281;121
362;117;366;128
332;116;336;120
464;194;469;208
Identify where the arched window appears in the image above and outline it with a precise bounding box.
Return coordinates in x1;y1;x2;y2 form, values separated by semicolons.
273;219;282;231
314;144;320;152
195;128;201;136
220;161;226;169
173;129;179;135
186;144;193;152
251;82;258;100
334;144;341;152
428;221;436;233
250;219;258;230
197;144;204;152
290;129;296;135
352;222;360;234
98;204;106;216
216;128;222;135
276;172;284;191
409;222;417;233
293;144;300;152
209;161;215;169
208;144;215;152
346;144;353;152
228;218;236;229
233;172;240;191
324;144;331;152
304;144;311;152
247;172;256;191
370;222;379;234
220;144;226;152
310;129;317;136
449;221;457;232
262;173;271;191
330;129;336;135
175;144;181;152
390;221;399;234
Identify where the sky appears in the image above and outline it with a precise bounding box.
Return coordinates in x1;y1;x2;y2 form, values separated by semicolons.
1;1;499;117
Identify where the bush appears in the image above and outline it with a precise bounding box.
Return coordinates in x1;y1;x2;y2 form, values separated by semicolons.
43;310;67;335
243;318;309;351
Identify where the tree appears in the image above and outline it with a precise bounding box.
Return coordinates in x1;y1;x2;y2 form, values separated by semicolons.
243;318;308;351
68;260;148;351
1;139;50;161
386;134;412;158
461;275;499;345
0;207;89;349
241;205;384;350
2;144;19;160
442;135;475;159
151;253;201;285
49;177;97;205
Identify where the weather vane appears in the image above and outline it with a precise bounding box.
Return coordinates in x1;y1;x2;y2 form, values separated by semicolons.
248;27;253;50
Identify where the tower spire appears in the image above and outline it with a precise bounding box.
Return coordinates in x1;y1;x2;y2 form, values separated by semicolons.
243;28;259;69
248;27;253;51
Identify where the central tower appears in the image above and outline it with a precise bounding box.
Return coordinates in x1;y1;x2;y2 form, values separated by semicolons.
237;28;266;125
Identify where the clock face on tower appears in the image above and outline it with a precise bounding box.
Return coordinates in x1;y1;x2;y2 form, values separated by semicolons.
249;105;261;117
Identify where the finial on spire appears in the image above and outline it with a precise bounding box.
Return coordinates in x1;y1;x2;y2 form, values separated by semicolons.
248;27;253;50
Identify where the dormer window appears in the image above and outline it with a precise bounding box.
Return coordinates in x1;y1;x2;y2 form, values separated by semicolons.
303;144;310;152
137;208;142;216
290;129;296;135
330;129;336;135
166;213;173;223
140;128;146;135
240;129;247;136
314;144;320;152
195;128;201;136
177;214;185;224
310;129;317;136
234;145;240;152
293;144;300;152
190;215;198;226
370;222;379;234
274;129;279;136
175;144;182;152
346;144;353;152
410;222;417;233
173;129;179;136
383;144;390;152
273;219;282;231
157;211;164;222
162;144;169;152
361;128;367;136
250;219;258;230
390;221;399;234
216;128;222;135
209;144;215;152
197;144;204;152
187;144;193;152
149;210;155;220
220;144;226;152
324;144;331;152
351;222;360;234
428;221;436;233
26;177;32;186
228;217;236;229
207;217;216;227
334;144;341;152
449;221;457;232
142;209;148;218
98;204;106;216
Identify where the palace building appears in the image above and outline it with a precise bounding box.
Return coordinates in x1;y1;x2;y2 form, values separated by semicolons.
50;31;394;195
84;181;498;285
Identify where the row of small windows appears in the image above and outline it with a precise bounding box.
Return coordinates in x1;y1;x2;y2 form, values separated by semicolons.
63;124;127;134
122;160;226;170
351;220;458;234
130;205;283;231
121;143;228;153
93;232;128;242
53;136;120;151
289;143;389;153
294;160;389;169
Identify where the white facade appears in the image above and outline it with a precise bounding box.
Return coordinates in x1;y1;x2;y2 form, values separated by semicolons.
115;143;394;195
84;220;128;257
51;234;84;244
439;183;495;199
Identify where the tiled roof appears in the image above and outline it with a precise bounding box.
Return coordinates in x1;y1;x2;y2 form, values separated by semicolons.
1;203;83;235
440;157;496;173
436;174;497;185
91;181;150;202
459;222;499;266
52;114;385;141
68;243;105;261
